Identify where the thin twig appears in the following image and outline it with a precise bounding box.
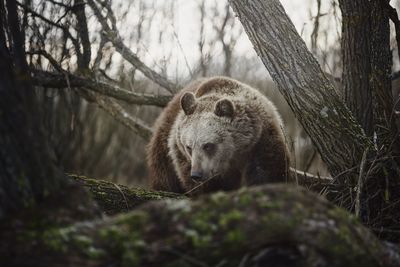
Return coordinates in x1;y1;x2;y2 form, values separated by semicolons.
184;174;220;195
112;182;130;210
355;148;369;218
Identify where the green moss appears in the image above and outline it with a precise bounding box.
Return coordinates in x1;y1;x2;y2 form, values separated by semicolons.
41;227;76;253
165;199;192;213
189;207;215;232
210;191;228;204
258;198;282;209
120;229;147;267
237;192;253;205
99;225;124;244
72;235;93;250
70;234;106;260
117;211;149;230
86;246;106;260
218;210;244;227
18;230;38;243
96;211;153;267
225;229;245;243
184;228;212;248
99;226;143;266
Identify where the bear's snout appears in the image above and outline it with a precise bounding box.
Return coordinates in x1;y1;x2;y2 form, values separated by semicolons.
190;171;203;181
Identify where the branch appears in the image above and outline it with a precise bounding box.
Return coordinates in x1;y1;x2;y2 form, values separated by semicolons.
86;0;178;93
30;60;157;141
16;1;81;54
2;185;399;266
288;167;332;192
72;0;91;70
79;89;153;141
32;70;172;107
26;50;64;72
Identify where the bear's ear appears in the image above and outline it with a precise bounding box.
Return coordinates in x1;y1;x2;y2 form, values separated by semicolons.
180;92;197;115
214;99;235;118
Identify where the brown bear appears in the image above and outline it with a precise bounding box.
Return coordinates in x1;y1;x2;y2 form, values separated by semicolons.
147;77;290;195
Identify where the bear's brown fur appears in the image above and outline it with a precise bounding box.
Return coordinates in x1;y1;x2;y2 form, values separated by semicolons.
147;77;289;195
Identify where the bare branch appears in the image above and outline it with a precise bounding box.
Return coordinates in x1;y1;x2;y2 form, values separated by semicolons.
16;1;81;54
72;0;91;70
26;50;64;72
80;89;152;141
310;0;325;54
288;167;332;193
86;0;178;93
32;70;172;107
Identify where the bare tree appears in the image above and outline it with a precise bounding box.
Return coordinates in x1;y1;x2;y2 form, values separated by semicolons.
211;2;242;76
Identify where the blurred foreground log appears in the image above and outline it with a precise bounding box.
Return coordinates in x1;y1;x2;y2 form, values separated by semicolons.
2;185;399;267
71;171;332;215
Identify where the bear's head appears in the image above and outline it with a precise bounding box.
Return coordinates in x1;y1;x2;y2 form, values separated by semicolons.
176;91;260;182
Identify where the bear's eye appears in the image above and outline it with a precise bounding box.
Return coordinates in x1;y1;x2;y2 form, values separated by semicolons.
203;143;216;154
186;146;192;155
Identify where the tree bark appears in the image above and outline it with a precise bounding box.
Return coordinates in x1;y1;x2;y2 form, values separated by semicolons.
228;0;371;188
0;0;66;218
358;0;400;232
339;0;373;136
2;185;399;267
73;0;91;70
370;1;399;152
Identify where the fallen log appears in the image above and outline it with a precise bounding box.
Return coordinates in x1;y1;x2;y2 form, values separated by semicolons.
70;174;184;215
71;170;332;215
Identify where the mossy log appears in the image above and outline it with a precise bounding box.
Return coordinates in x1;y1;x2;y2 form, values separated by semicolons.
2;185;399;267
70;171;332;215
70;174;184;215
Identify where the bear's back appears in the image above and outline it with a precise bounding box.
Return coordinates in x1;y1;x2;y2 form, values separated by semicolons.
195;77;283;128
195;76;241;98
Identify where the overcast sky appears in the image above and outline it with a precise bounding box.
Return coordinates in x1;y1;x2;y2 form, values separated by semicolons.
115;0;340;79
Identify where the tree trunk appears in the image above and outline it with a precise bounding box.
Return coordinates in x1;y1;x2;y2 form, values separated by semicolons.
339;0;373;136
227;0;371;201
359;0;400;233
0;0;65;218
2;185;399;267
370;1;399;151
0;0;98;224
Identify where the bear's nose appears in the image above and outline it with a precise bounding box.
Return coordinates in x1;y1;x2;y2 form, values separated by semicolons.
190;171;203;181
